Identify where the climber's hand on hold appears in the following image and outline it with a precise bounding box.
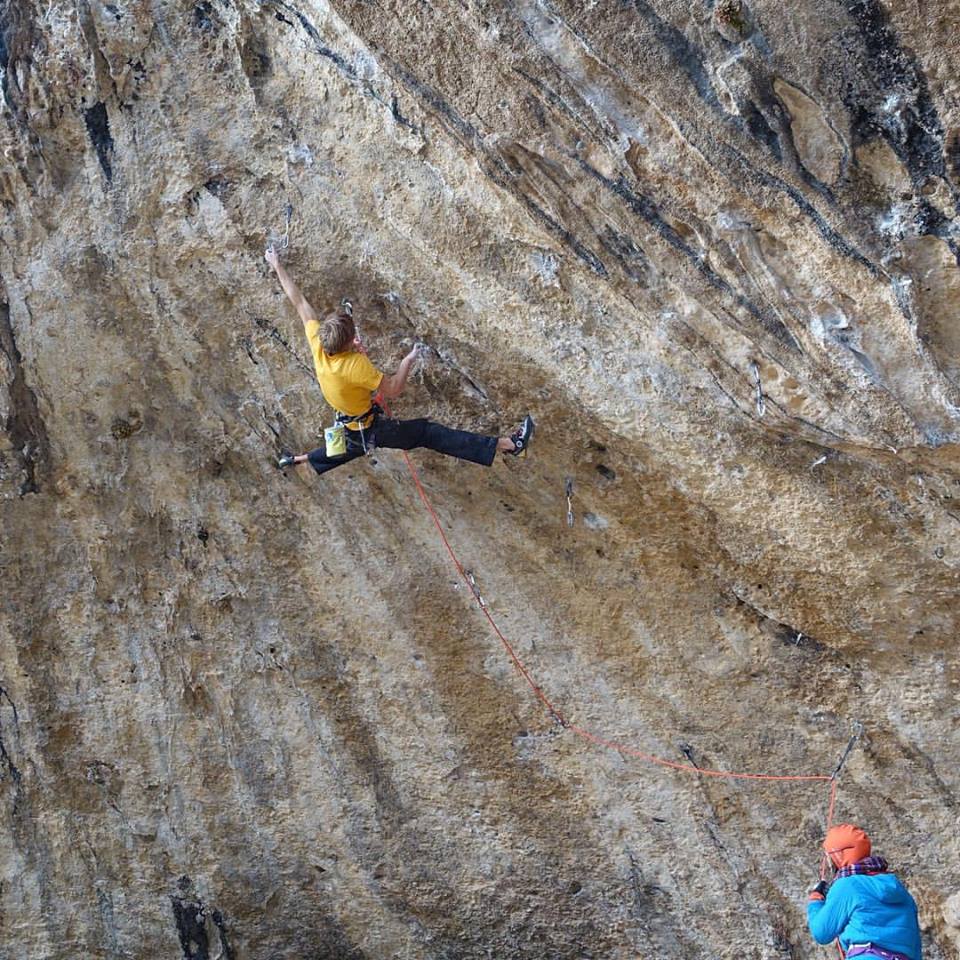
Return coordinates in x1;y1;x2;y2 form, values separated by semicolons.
809;879;829;902
266;249;317;327
381;344;427;399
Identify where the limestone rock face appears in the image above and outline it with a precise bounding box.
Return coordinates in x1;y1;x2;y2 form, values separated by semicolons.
1;1;959;957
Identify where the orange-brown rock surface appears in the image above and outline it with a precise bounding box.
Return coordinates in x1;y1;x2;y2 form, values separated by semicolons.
1;1;958;957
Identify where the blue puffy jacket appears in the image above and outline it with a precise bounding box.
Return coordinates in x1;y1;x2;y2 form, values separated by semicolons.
807;872;922;959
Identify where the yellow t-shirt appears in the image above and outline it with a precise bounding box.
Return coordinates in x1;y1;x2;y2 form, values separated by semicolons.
305;319;383;429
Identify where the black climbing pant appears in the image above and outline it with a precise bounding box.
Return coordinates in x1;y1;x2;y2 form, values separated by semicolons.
307;416;499;476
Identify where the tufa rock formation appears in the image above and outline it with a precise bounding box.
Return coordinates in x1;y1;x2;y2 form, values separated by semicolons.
1;0;959;957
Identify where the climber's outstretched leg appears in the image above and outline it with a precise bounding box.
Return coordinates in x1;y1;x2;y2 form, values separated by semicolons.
278;438;364;475
278;416;533;474
372;414;534;465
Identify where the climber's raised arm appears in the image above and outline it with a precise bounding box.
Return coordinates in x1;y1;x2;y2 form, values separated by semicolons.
265;246;316;329
379;345;423;399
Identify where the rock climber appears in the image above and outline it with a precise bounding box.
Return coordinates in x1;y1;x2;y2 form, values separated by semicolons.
808;823;922;960
264;246;534;474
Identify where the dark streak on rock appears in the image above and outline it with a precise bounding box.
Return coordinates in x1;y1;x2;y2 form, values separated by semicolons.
171;897;210;960
843;0;947;189
598;227;650;284
271;0;357;79
239;31;272;88
0;7;11;114
624;0;718;107
721;145;880;276
948;131;960;192
387;60;480;143
0;684;22;794
210;910;236;960
0;284;50;495
268;0;420;133
740;98;782;163
389;93;411;131
513;67;607;143
731;590;824;654
519;193;608;276
0;0;37;129
83;102;114;182
913;200;960;266
618;0;936;263
203;176;230;199
894;736;956;809
388;62;609;275
624;0;785;171
193;1;218;33
254;316;315;376
576;158;799;347
97;889;121;958
0;686;19;728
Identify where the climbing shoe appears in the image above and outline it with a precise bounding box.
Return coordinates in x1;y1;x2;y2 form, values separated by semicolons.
507;414;535;457
277;452;296;469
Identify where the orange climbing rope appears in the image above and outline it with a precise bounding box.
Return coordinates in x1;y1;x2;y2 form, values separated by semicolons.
402;439;851;955
397;447;844;808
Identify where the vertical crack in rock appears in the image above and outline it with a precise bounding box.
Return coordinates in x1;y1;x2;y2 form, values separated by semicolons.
0;0;33;125
171;895;210;960
0;281;50;495
209;910;236;960
0;684;22;801
83;102;114;182
0;3;12;115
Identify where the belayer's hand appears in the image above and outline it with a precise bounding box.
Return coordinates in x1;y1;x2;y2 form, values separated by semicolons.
809;879;829;901
264;245;279;270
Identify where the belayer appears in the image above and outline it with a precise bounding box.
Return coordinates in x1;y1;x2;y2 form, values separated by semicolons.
264;246;534;473
808;824;922;960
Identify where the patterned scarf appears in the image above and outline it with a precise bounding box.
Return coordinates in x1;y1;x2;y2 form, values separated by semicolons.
836;856;888;879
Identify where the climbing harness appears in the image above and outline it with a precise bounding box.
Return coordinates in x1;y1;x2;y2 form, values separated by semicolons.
334;403;380;455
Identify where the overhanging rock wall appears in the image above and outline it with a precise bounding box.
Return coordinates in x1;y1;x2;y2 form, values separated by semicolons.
1;0;959;957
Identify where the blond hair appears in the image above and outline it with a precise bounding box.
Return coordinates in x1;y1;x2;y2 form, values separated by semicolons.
321;310;356;355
